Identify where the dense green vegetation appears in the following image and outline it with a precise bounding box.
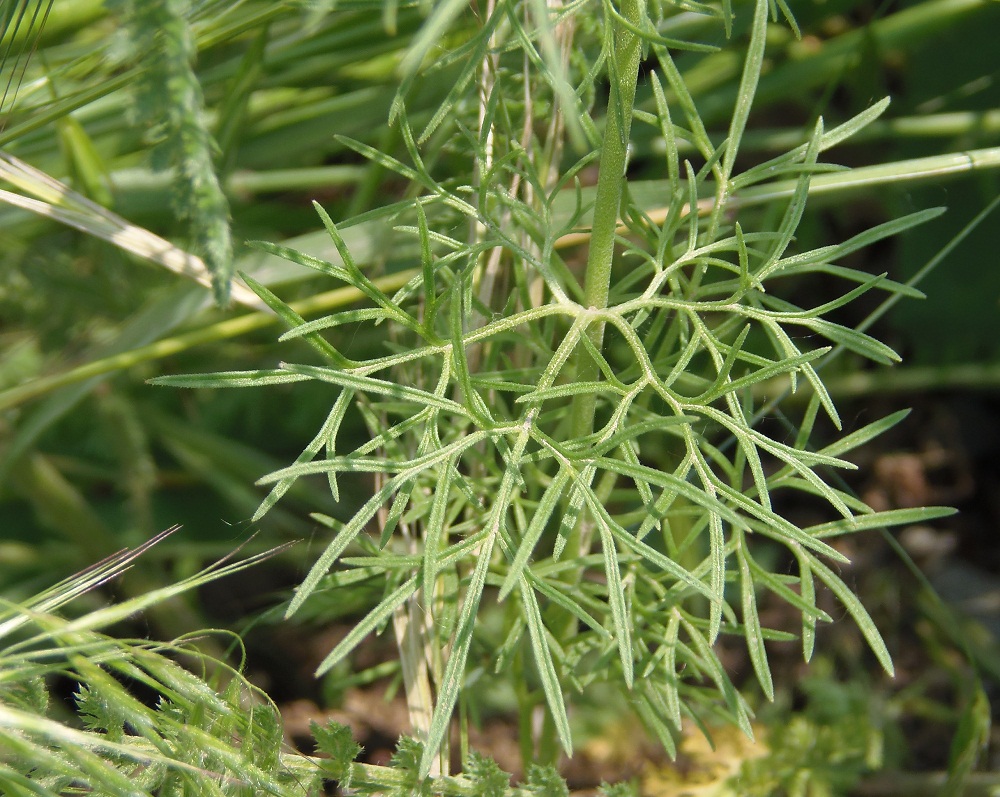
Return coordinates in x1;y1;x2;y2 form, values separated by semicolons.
1;0;998;794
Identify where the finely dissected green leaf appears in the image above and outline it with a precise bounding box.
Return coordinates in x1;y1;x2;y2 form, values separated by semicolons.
279;308;393;340
697;414;855;519
578;487;714;601
526;573;611;641
701;464;727;641
495;614;527;674
745;555;832;626
793;207;945;266
285;475;403;618
554;462;595;561
680;615;754;739
733;99;890;193
776;261;924;298
793;547;818;661
595;511;634;688
336;134;478;218
314;577;419;676
695;346;830;403
515;381;626;404
751;317;841;426
421;456;457;598
258;429;493;483
805;506;957;539
519;580;572;756
737;541;774;701
240;273;350;366
662;611;683;728
751;118;824;285
321;389;356;503
780;274;889;320
148;369;311;389
312;721;362;782
597;455;849;563
817;409;911;457
246;239;353;282
720;0;768;183
420;529;497;779
809;555;894;676
278;362;472;418
632;685;679;759
796;317;902;364
499;468;572;601
312;202;427;338
416;10;500;145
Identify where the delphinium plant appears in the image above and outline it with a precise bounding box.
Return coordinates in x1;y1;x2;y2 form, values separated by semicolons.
152;0;956;785
3;0;996;795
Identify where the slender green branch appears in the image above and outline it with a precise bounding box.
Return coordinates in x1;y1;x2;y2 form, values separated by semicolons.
569;0;643;442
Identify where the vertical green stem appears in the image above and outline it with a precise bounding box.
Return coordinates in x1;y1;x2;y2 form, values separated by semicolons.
569;0;643;443
536;0;645;768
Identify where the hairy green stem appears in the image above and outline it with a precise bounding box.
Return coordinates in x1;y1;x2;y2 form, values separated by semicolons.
568;0;643;444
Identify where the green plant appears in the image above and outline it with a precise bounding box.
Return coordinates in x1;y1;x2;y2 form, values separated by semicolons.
152;0;958;782
3;0;999;794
